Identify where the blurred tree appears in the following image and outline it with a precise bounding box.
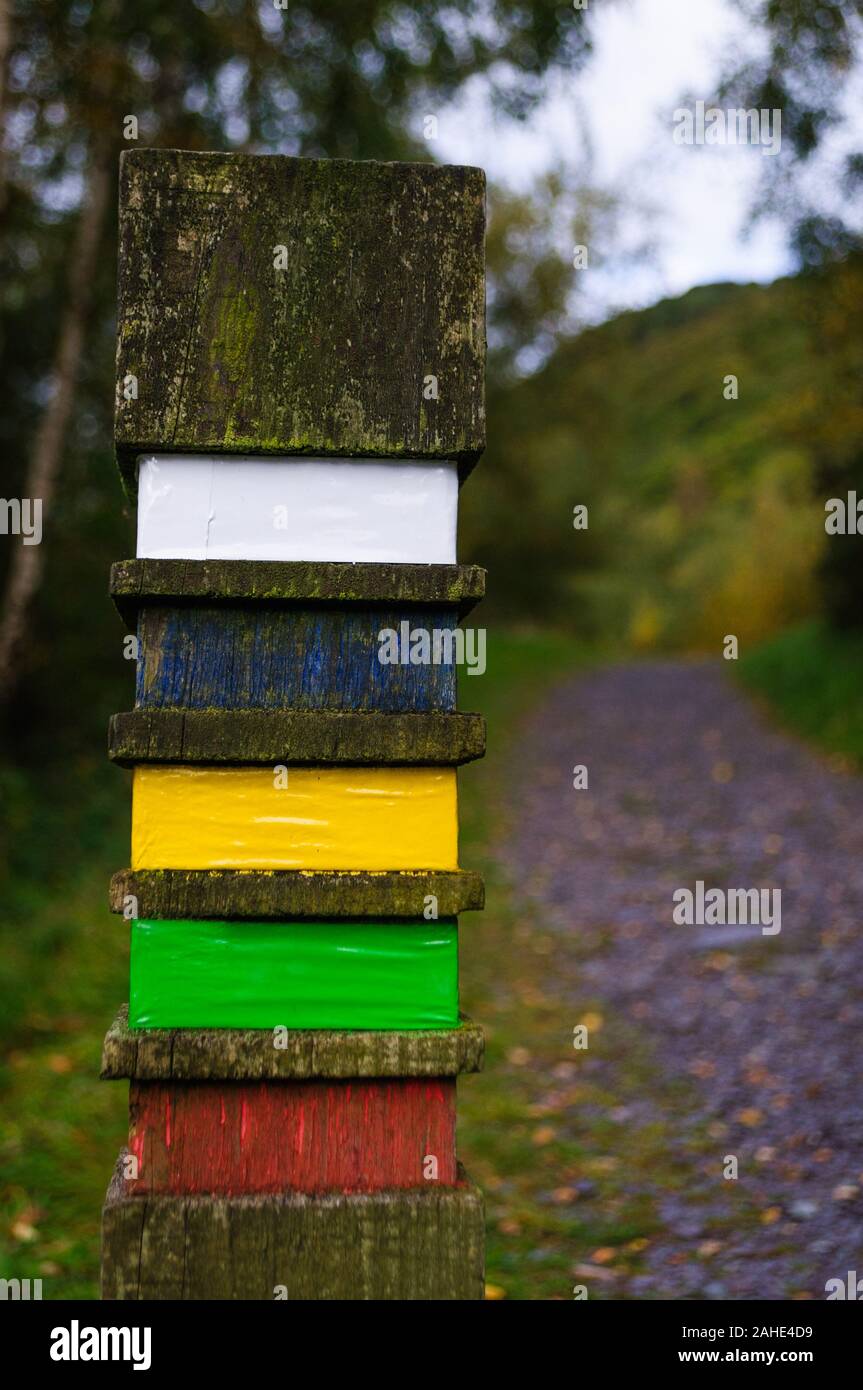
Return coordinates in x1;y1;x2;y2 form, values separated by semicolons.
486;168;622;380
717;3;863;628
796;252;863;627
0;0;9;208
458;166;630;617
0;0;595;716
721;0;863;262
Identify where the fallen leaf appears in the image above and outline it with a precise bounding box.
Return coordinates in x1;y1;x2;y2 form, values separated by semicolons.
590;1247;616;1264
532;1126;556;1147
579;1011;603;1032
590;1156;620;1173
736;1107;763;1128
744;1064;769;1086
761;1207;781;1225
572;1262;616;1283
498;1217;521;1236
832;1184;859;1201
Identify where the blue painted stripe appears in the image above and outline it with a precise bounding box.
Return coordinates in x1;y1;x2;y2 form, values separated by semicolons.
136;605;458;711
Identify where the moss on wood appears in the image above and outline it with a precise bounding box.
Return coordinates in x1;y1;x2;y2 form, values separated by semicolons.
109;867;485;919
108;709;485;766
110;558;486;622
115;150;486;497
102;1156;484;1299
101;1004;484;1081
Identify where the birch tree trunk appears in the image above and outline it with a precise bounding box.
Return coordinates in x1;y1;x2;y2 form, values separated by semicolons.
0;0;11;214
0;147;111;703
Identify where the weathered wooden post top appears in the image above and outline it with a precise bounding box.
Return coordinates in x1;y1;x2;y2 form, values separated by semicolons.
101;149;487;1300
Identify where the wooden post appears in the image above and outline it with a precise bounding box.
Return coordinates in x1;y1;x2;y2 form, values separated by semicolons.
101;150;487;1300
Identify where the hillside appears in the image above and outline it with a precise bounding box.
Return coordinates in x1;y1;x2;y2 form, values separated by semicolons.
462;266;860;648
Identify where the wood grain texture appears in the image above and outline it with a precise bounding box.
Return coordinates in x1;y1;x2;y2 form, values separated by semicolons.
114;150;486;496
102;1158;485;1299
133;605;459;712
110;558;486;623
110;710;485;765
101;1005;485;1080
110;867;484;919
126;1079;457;1194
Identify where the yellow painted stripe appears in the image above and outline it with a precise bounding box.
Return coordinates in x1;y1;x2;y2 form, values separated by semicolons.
131;765;459;871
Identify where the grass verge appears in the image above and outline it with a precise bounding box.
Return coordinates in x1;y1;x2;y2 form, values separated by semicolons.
738;620;863;767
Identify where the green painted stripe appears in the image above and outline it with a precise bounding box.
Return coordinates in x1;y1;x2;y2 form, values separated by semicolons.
130;919;458;1030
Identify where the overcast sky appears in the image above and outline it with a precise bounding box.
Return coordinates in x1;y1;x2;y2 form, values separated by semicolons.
437;0;796;320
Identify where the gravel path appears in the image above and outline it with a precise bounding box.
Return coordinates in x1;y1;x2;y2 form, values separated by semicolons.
503;659;863;1300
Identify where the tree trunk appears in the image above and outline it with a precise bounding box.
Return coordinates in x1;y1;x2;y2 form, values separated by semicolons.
0;147;111;705
0;0;9;113
0;0;11;214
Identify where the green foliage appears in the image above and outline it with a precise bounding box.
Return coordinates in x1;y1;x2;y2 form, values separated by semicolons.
719;0;863;261
461;271;861;649
739;621;863;764
0;751;128;1298
486;169;623;378
6;1;592;162
798;254;863;627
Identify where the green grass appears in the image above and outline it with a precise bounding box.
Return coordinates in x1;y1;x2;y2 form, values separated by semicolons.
738;620;863;766
0;760;129;1298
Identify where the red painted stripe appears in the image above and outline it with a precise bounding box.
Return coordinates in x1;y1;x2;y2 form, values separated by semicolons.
127;1079;457;1195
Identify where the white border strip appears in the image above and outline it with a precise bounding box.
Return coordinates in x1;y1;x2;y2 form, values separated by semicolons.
136;455;458;564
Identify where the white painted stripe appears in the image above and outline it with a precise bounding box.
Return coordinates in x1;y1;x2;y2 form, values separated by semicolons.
135;455;458;564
